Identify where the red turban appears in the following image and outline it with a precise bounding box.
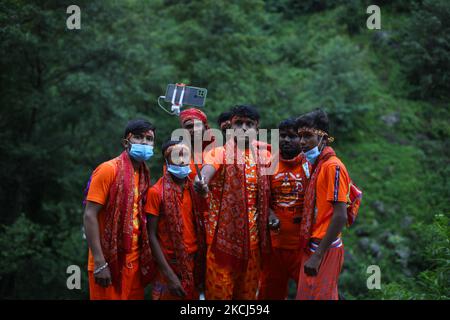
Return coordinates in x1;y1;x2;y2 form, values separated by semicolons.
179;108;209;128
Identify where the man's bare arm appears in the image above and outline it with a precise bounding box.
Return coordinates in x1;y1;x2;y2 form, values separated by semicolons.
147;215;186;297
83;201;111;287
304;202;347;276
84;201;106;265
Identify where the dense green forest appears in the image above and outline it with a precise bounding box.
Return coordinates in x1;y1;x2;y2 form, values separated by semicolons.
0;0;448;299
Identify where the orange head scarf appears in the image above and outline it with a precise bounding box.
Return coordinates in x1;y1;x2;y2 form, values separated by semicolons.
179;108;209;129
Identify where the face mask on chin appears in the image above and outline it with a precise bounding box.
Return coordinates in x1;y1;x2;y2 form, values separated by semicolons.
129;143;154;162
303;136;324;165
304;146;320;164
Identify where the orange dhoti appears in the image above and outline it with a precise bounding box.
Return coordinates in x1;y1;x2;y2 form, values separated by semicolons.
258;248;302;300
89;259;144;300
296;239;344;300
205;246;261;300
151;254;199;300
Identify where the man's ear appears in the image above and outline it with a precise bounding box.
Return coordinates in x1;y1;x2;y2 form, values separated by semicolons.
122;138;129;149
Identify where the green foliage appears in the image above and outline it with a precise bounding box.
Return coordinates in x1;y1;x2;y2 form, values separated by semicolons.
265;0;342;17
395;0;450;100
302;35;376;138
375;214;450;299
0;214;88;299
337;141;430;298
0;0;448;299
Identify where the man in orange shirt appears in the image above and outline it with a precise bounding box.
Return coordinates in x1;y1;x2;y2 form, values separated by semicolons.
179;108;214;180
295;109;350;300
145;140;206;300
83;119;155;300
258;118;307;300
194;105;274;300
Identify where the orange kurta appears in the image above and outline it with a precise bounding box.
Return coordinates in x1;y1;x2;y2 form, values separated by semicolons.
86;159;144;300
205;246;261;300
258;154;306;300
144;177;198;255
203;145;270;299
311;156;350;239
88;261;144;300
269;154;306;249
296;155;350;300
203;146;266;249
144;177;198;300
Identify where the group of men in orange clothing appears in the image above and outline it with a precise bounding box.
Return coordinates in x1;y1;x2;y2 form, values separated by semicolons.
83;105;354;300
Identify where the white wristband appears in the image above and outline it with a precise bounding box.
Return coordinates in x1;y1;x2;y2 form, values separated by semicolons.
93;262;108;275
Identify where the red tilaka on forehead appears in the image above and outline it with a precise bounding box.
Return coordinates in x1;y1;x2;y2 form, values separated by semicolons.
297;127;334;143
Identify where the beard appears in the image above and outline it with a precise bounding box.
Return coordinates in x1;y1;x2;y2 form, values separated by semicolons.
280;146;300;159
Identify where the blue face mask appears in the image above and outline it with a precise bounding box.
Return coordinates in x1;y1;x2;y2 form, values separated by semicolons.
304;146;321;165
167;163;192;179
129;144;154;162
303;135;324;165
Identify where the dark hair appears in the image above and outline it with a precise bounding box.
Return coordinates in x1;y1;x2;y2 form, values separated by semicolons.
230;105;260;122
278;118;297;131
161;139;181;158
124;119;155;138
296;109;329;133
217;110;233;126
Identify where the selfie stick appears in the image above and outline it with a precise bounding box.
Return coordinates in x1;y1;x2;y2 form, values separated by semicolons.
157;83;203;181
157;83;186;116
170;83;186;116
